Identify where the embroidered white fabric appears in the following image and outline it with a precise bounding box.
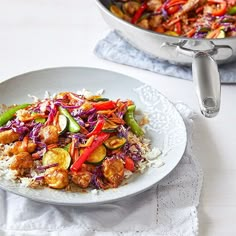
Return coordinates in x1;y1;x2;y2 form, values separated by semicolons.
0;103;203;236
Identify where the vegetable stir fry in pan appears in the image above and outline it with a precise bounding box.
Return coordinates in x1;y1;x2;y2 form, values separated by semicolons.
110;0;236;38
0;90;161;192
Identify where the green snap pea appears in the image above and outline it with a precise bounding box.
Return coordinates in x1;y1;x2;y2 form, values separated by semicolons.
124;105;144;137
0;103;30;126
58;106;80;133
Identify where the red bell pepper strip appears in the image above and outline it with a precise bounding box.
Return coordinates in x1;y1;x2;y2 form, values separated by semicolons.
125;156;135;172
165;0;187;8
70;132;110;172
131;2;148;24
175;21;182;35
165;0;187;14
207;0;227;16
86;117;105;138
166;5;180;14
92;100;116;110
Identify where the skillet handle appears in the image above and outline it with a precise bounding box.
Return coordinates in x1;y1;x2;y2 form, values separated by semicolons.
192;52;221;118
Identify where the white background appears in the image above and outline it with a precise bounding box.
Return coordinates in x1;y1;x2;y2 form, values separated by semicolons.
0;0;235;235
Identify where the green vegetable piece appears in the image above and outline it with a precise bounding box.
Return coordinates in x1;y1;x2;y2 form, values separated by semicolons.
102;119;118;133
0;103;30;126
92;97;109;102
85;145;107;165
32;112;46;123
42;148;71;169
104;136;126;150
124;105;144;137
35;117;46;123
59;106;80;133
228;6;236;15
63;143;71;152
199;27;210;33
70;132;110;172
58;114;68;134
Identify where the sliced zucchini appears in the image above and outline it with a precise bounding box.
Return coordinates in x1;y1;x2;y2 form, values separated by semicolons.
83;145;106;165
102;119;118;133
104;136;126;150
42;148;71;169
217;30;225;38
58;114;68;134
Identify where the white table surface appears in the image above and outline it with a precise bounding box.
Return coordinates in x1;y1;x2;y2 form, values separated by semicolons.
0;0;236;235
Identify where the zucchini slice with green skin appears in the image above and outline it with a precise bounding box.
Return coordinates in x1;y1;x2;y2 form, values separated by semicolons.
104;136;126;150
42;148;71;169
84;144;107;165
217;30;225;38
58;114;68;134
102;119;118;133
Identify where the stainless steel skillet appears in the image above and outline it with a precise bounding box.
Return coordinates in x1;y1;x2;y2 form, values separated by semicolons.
95;0;236;117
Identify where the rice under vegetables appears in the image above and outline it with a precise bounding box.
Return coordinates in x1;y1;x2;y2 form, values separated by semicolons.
0;89;163;192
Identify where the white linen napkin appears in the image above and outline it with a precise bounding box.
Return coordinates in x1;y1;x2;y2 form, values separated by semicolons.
94;31;236;83
0;103;203;236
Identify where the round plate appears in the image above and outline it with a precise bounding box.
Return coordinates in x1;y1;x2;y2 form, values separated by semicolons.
0;67;187;206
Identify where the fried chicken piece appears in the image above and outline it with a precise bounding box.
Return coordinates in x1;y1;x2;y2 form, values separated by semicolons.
0;130;20;145
44;166;69;189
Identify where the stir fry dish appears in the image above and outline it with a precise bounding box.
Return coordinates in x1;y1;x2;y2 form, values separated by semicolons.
0;90;161;192
110;0;236;38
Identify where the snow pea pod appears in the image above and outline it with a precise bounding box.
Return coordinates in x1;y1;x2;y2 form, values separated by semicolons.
58;106;80;133
0;103;30;126
124;105;144;136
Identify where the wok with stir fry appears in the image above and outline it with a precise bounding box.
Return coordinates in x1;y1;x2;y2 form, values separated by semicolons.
97;0;236;118
0;90;157;191
110;0;236;38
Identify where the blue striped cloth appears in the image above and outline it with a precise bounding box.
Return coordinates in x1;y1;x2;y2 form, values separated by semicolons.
94;31;236;83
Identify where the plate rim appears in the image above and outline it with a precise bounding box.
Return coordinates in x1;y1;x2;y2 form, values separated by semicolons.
0;66;187;206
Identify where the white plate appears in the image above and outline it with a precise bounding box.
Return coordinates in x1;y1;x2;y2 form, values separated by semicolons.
0;67;187;206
